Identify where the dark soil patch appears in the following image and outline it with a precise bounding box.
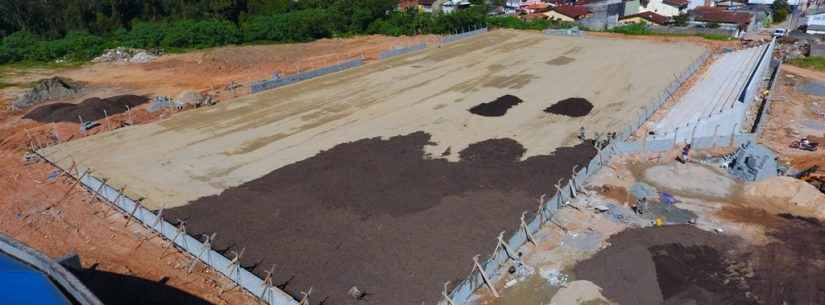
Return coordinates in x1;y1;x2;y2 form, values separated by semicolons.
468;95;523;117
745;213;825;305
23;95;148;123
544;98;593;117
576;216;825;305
546;56;575;66
166;131;596;305
573;225;743;305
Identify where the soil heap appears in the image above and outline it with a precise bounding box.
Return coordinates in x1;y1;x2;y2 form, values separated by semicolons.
23;95;148;123
544;98;593;117
13;77;82;109
469;95;523;117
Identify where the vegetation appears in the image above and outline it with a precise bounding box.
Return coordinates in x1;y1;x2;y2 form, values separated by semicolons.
0;1;577;65
608;23;734;41
788;56;825;72
771;0;790;24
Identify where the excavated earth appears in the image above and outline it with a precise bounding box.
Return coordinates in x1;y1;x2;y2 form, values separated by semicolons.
574;218;825;305
23;95;148;123
165;132;596;305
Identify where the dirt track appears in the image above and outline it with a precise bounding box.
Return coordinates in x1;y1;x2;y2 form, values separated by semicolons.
165;132;596;305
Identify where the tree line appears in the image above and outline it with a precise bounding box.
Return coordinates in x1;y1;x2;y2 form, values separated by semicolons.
0;0;571;64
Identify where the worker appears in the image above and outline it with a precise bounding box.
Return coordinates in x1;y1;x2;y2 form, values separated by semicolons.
681;144;692;163
638;197;647;215
579;126;586;141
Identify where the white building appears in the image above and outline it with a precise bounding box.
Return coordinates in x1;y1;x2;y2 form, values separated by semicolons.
640;0;689;17
807;12;825;34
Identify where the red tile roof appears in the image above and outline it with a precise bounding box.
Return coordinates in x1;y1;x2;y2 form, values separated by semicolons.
551;5;591;19
663;0;689;7
620;11;672;25
691;6;752;26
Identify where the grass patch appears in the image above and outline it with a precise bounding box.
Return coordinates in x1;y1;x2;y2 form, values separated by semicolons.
788;56;825;71
608;23;734;41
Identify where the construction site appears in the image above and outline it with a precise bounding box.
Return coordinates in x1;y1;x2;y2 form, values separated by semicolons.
1;25;824;305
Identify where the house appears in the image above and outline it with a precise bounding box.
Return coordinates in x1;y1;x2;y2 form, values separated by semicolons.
441;0;471;14
399;0;419;10
619;11;672;25
811;43;825;56
625;0;642;16
640;0;689;17
544;5;593;21
690;6;753;33
418;0;436;12
522;2;550;14
807;12;825;34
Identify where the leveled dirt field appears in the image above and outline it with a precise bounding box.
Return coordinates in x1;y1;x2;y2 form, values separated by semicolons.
40;29;705;209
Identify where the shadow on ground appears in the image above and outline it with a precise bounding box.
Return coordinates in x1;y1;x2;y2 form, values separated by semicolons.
72;267;214;305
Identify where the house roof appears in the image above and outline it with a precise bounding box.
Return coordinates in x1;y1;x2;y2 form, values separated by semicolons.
551;5;591;19
691;6;752;25
418;0;435;6
663;0;689;7
621;11;672;24
523;2;550;10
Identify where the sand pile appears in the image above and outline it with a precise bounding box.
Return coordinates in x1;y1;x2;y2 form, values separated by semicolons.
548;280;615;305
642;163;735;199
743;176;825;220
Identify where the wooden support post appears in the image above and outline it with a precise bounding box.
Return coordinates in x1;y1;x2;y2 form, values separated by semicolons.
221;247;246;294
442;282;456;305
149;204;165;234
87;178;107;204
711;125;720;148
260;265;276;302
55;169;91;207
521;212;536;246
187;233;216;273
473;255;499;298
299;287;312;305
52;123;61;144
166;220;187;250
729;123;738;146
124;198;143;227
495;231;516;260
536;194;546;224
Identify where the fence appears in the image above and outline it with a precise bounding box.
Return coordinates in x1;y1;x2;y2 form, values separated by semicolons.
543;27;585;37
33;156;301;305
378;43;428;60
438;47;713;305
250;58;363;94
440;27;488;44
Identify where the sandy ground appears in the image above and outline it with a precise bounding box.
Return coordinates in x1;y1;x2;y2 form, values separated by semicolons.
759;65;825;171
0;35;436;104
39;29;706;209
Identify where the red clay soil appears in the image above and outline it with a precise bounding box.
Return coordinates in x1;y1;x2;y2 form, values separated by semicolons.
165;131;597;305
23;95;149;123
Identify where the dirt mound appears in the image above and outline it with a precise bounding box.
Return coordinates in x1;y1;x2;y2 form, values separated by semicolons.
12;77;82;109
23;95;148;123
469;95;523;117
743;176;825;220
573;225;746;305
544;98;593;117
166;132;596;305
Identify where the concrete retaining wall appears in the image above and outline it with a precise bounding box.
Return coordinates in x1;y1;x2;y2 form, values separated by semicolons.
441;27;488;44
378;43;427;60
250;58;363;94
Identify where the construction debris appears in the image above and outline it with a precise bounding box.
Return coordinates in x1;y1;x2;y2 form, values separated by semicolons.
12;77;83;109
92;47;159;64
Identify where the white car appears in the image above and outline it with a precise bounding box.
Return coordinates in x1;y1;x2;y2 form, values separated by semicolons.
773;28;787;37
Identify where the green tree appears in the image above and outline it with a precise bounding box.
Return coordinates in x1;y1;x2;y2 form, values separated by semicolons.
772;0;790;23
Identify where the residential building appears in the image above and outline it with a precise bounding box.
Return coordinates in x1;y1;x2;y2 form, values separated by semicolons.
640;0;689;16
619;11;672;24
807;12;825;34
690;6;753;35
544;5;593;21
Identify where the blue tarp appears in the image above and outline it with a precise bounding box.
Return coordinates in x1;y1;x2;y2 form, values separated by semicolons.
0;251;72;305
